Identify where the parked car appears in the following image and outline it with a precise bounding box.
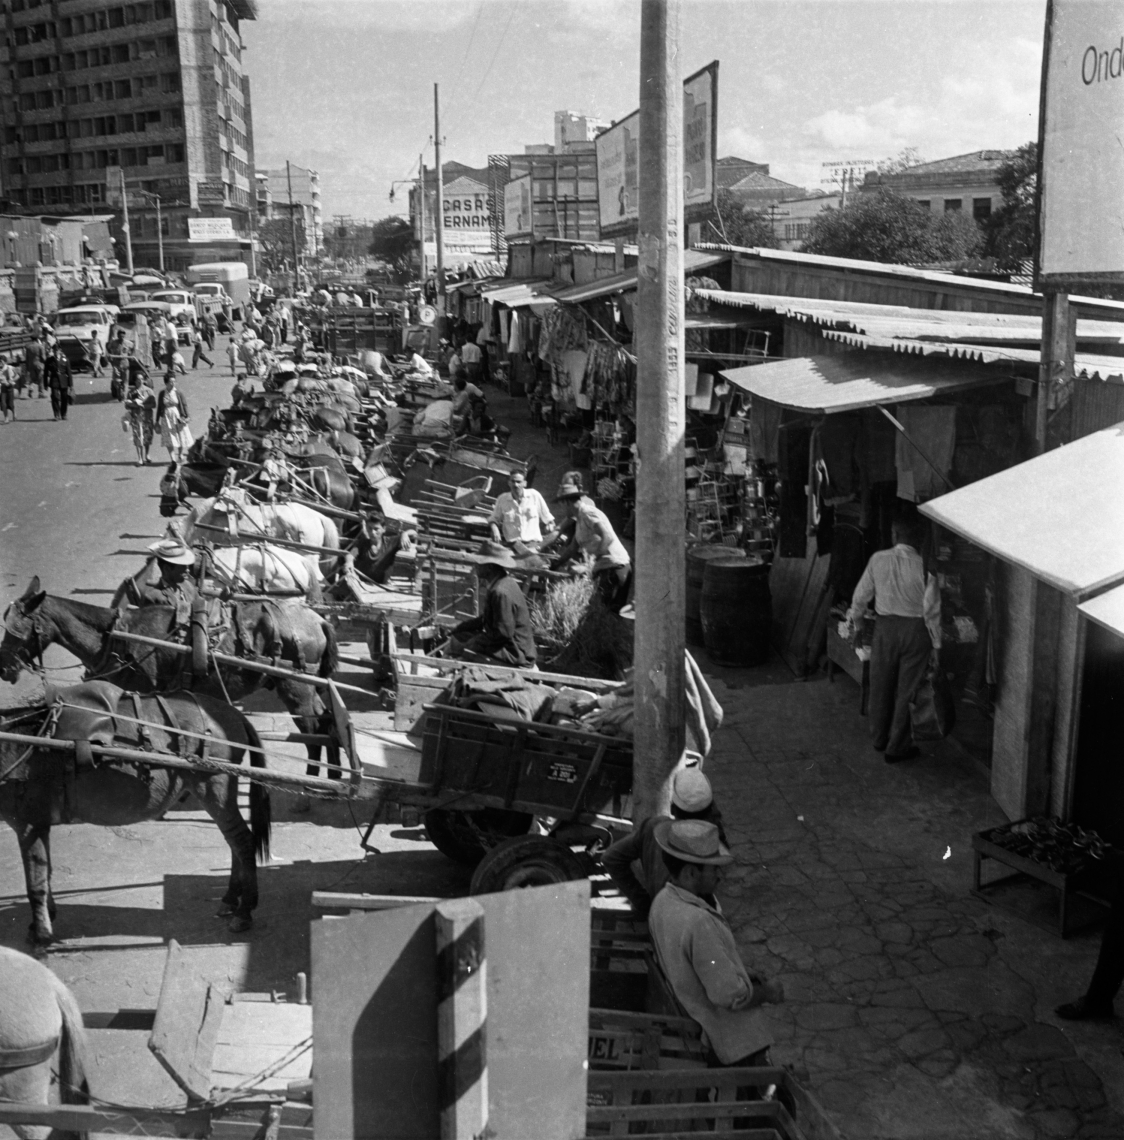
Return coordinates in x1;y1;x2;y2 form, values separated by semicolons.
122;300;190;347
150;289;198;326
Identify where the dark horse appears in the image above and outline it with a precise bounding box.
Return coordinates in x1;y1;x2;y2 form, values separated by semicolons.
0;680;271;944
1;579;340;777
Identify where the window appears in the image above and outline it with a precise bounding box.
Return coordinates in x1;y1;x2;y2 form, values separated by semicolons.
36;89;53;108
972;197;992;221
108;7;125;28
915;199;931;211
26;155;41;173
59;16;72;35
170;142;184;162
33;56;52;75
118;112;133;131
17;59;34;78
155;0;172;16
943;198;962;212
112;44;129;63
19;92;36;110
14;27;28;45
3;126;16;144
30;187;45;206
161;71;180;92
115;79;131;98
121;147;137;165
166;107;182;127
8;158;23;176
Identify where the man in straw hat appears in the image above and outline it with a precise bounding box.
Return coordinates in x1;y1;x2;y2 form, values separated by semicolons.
649;819;784;1068
602;764;726;919
445;541;537;667
119;538;199;612
549;475;632;613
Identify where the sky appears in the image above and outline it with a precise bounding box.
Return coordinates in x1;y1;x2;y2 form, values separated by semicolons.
242;0;1047;223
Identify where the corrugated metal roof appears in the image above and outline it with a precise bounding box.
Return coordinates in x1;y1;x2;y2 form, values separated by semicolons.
920;424;1124;598
478;278;557;308
719;350;1010;414
550;249;729;304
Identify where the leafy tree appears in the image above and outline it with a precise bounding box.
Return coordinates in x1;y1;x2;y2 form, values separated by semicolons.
983;142;1037;269
803;188;982;264
257;215;305;272
705;189;779;248
367;216;416;280
876;148;924;175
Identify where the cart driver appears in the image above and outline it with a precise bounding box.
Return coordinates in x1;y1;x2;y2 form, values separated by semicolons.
118;538;199;614
444;542;537;668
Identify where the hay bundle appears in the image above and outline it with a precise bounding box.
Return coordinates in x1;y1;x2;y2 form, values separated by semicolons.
533;575;633;680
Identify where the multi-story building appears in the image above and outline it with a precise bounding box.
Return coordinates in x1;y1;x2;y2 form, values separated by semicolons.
265;163;321;256
860;150;1008;222
410;160;496;270
0;0;258;272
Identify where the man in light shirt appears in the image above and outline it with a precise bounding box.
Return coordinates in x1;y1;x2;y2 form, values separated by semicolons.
489;470;556;549
846;518;941;762
459;338;482;385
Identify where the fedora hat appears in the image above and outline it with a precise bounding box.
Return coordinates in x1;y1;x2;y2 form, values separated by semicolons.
553;477;583;501
671;766;714;813
148;538;196;566
652;819;732;866
474;540;516;569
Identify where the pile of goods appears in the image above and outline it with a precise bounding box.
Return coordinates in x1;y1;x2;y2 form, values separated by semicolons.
981;817;1110;875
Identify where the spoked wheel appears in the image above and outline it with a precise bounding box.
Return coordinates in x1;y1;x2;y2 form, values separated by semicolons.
423;807;534;866
469;835;588;895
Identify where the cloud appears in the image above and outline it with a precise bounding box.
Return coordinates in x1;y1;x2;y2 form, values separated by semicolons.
720;125;767;160
261;0;481;31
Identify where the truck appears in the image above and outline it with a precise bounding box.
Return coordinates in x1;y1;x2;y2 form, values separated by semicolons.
184;261;250;320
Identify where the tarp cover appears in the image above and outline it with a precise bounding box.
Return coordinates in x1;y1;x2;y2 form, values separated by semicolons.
719;350;1008;414
920;421;1124;597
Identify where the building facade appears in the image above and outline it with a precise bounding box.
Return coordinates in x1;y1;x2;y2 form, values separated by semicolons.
860;150;1008;222
0;0;257;271
410;161;497;270
264;162;321;256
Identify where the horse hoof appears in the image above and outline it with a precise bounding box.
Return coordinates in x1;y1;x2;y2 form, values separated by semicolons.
27;925;58;948
228;915;253;934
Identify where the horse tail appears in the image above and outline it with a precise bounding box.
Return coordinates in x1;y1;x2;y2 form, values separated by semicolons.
242;717;272;864
318;616;339;679
46;970;90;1107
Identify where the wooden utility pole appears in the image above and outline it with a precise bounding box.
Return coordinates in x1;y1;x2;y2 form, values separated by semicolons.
1036;290;1074;454
633;0;686;821
434;83;446;311
286;160;300;288
120;168;134;275
418;153;427;280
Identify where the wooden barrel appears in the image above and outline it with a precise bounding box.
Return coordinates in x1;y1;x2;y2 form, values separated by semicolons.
685;545;744;645
700;555;771;666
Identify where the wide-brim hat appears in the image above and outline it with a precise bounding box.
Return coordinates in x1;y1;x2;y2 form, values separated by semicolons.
671;765;714;813
148;538;196;566
473;540;516;569
553;478;583;501
652;818;732;866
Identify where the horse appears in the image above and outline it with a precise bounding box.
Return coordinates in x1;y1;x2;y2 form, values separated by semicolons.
0;946;89;1136
176;495;342;577
1;580;339;781
0;681;271;942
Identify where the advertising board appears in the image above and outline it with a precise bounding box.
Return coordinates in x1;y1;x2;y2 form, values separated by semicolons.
1038;0;1124;284
596;61;718;238
504;175;533;238
188;217;236;243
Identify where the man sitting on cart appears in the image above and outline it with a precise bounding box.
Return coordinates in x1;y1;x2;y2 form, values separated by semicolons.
445;542;537;668
117;538;199;614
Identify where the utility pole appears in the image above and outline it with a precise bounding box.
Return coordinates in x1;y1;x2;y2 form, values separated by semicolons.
286;160;300;290
418;153;427;281
154;195;163;275
633;0;686;821
120;168;134;275
434;83;446;311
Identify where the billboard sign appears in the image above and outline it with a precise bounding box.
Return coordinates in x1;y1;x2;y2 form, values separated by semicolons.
188;217;236;242
504;174;533;237
596;61;718;238
1038;0;1124;284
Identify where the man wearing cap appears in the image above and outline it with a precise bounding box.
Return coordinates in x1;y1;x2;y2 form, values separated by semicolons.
602;766;726;918
120;539;199;611
489;470;557;550
446;542;537;667
550;477;632;612
649;819;783;1068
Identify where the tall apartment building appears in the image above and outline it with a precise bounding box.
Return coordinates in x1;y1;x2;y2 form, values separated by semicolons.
265;163;321;256
0;0;257;272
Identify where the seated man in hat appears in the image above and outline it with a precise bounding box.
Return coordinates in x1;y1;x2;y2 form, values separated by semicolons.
649;819;784;1068
445;542;537;668
602;766;726;919
120;538;199;611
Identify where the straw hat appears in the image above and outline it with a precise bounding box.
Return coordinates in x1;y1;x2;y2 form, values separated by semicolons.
148;538;196;566
474;540;516;570
553;476;583;501
652;819;732;866
671;767;714;813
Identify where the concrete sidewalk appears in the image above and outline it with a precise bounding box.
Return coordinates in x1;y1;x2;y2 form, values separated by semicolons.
702;670;1124;1139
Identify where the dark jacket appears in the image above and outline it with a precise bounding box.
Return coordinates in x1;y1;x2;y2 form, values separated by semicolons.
44;354;72;389
455;573;537;666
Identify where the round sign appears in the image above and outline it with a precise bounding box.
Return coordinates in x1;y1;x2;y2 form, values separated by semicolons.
418;305;437;326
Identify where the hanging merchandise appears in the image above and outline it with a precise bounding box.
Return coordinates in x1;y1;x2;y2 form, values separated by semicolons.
538;306;588;367
508;311;523;353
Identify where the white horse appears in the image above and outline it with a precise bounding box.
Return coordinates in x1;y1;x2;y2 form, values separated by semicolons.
0;947;90;1139
177;495;341;577
206;543;323;602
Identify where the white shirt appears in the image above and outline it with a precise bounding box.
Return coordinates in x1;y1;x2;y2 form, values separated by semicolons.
490;488;555;543
460;341;482;365
410;353;434;376
848;543;941;646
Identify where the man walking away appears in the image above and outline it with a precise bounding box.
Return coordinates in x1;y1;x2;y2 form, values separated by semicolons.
44;344;74;420
87;329;104;377
191;328;213;370
845;517;941;762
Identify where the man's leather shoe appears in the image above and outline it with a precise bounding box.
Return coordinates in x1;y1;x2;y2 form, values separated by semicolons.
1055;997;1114;1021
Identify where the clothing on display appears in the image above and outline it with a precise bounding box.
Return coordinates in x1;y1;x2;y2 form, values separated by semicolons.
894;405;956;502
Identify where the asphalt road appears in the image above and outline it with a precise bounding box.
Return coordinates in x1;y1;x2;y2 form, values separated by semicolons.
0;347;470;1111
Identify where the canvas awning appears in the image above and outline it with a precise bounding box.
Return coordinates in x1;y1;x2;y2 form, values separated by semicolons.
718;350;1010;414
550;249;729;304
919;422;1124;598
478;279;556;308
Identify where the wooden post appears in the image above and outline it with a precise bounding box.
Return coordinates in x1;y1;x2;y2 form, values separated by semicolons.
434;84;446;314
633;0;686;822
1035;290;1074;454
418;153;427;280
436;897;487;1139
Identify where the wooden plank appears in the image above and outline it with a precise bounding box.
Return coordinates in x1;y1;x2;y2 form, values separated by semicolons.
0;1102;211;1137
149;939;228;1102
311;891;441;910
392;651;623;691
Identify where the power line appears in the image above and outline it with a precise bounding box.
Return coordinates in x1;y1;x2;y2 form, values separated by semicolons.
450;0;484;89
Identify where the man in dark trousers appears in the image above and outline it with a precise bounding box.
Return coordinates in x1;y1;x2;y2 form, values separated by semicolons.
44;344;73;420
845;518;941;762
1056;851;1124;1020
446;542;536;667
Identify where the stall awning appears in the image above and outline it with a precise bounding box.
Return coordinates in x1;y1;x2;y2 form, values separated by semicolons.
477;278;556;308
550;249;729;304
919;423;1124;598
718;351;1010;414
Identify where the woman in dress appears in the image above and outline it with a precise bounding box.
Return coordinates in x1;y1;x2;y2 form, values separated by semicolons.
123;376;156;466
155;373;193;463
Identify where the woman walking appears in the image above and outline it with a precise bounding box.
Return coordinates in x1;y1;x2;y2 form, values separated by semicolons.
155;373;193;463
123;376;156;465
0;353;17;423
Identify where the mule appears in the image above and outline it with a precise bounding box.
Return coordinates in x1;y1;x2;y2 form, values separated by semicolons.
0;945;89;1137
0;681;271;942
1;581;339;780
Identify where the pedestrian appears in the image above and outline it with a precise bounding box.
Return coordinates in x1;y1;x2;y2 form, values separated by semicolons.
844;517;941;762
190;328;213;369
1056;850;1124;1021
106;332;129;400
260;320;275;350
0;353;17;423
445;542;537;667
550;476;633;613
648;820;785;1072
44;344;73;421
201;312;217;352
169;347;188;376
460;337;482;385
123;376;156;466
155;373;192;463
87;329;104;377
24;335;45;398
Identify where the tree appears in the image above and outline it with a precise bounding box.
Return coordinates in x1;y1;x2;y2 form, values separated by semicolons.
705;189;779;248
876;147;924;175
367;216;416;281
803;188;982;264
983;142;1037;269
257;215;305;273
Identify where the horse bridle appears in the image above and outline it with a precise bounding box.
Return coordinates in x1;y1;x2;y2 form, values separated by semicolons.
1;602;45;676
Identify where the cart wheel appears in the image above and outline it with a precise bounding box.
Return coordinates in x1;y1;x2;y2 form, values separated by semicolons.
469;835;587;895
423;808;533;866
